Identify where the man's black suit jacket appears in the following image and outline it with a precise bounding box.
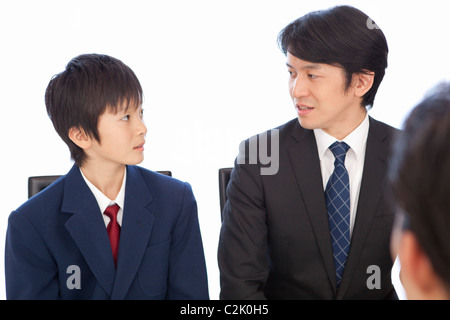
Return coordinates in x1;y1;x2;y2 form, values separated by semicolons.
218;117;399;299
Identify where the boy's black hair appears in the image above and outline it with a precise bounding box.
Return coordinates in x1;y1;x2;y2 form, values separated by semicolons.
278;5;388;108
45;54;143;166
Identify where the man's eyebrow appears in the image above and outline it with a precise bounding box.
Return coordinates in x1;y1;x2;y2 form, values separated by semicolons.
286;62;322;70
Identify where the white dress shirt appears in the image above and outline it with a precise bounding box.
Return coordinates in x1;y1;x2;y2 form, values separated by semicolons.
80;167;126;228
313;113;369;235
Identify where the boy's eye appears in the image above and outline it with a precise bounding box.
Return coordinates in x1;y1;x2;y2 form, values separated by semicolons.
308;74;318;79
121;115;130;121
140;109;144;119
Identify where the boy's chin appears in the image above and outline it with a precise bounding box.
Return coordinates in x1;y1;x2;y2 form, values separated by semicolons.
126;157;144;166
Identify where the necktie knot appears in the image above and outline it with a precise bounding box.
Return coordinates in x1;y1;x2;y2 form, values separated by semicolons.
104;203;120;224
329;141;350;165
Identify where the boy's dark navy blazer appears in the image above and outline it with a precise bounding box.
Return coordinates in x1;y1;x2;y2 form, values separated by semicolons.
5;165;209;300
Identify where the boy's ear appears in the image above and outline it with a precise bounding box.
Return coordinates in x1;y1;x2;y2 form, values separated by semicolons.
353;70;375;98
68;126;92;150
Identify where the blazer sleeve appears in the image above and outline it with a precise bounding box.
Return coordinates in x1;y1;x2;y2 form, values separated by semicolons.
166;182;209;300
218;156;269;300
5;211;59;299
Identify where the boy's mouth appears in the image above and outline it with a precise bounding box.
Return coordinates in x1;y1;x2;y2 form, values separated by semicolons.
134;142;145;150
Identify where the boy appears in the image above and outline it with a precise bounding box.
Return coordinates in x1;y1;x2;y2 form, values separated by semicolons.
218;6;398;299
5;54;209;299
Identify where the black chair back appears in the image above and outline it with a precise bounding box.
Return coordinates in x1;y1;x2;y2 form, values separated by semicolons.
28;176;61;198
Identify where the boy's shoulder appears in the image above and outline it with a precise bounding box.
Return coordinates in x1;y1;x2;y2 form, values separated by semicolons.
128;165;194;200
11;174;66;223
131;165;188;189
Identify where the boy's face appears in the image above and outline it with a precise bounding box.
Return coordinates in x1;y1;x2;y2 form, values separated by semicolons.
286;53;366;139
86;104;147;168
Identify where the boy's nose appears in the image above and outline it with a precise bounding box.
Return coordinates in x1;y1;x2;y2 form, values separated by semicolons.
137;118;147;136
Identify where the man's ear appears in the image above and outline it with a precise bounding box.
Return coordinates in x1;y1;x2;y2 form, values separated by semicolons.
68;126;92;150
353;70;375;98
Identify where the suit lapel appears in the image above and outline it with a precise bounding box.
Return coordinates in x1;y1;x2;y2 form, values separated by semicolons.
287;124;337;292
63;165;116;296
337;117;390;298
111;165;155;300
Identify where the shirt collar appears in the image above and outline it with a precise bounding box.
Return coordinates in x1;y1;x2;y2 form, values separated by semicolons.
313;112;369;160
80;167;126;214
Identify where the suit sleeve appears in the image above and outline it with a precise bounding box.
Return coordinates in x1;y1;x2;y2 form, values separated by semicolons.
5;211;59;299
218;154;269;300
166;182;209;299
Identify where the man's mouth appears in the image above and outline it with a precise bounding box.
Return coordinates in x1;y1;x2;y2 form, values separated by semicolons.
296;104;314;116
297;104;314;110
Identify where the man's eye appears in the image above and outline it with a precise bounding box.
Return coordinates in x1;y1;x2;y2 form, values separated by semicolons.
308;74;318;79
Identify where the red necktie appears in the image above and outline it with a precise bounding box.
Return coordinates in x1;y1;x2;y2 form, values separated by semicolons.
104;204;121;267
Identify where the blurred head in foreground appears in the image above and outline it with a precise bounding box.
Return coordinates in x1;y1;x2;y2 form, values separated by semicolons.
390;82;450;299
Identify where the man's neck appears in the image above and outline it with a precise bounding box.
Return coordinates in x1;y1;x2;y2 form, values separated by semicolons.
323;106;367;141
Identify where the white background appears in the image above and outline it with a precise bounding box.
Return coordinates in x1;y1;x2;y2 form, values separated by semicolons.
0;0;449;300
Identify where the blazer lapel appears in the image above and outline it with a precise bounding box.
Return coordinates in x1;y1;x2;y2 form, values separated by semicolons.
287;124;337;292
63;165;116;297
337;117;390;298
111;165;155;300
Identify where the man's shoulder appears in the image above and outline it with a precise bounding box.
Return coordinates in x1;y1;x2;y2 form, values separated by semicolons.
274;118;300;131
262;118;301;136
369;116;400;132
368;116;401;141
243;118;303;143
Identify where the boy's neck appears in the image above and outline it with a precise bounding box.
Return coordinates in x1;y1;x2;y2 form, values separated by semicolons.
80;162;126;200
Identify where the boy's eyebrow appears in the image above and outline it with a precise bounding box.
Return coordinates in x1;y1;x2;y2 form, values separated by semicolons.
110;99;142;114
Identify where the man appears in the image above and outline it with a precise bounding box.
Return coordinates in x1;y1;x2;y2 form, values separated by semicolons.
218;5;398;299
5;54;209;299
390;82;450;299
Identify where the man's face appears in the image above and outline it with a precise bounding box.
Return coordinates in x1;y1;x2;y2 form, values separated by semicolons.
87;104;147;168
286;53;365;139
